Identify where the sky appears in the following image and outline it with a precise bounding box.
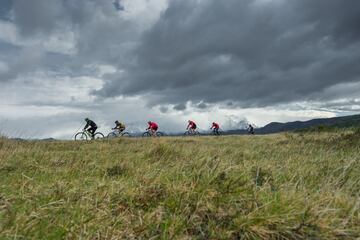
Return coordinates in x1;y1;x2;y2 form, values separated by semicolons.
0;0;360;139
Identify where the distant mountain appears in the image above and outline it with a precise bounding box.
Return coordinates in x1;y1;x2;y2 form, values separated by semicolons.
40;138;56;141
225;114;360;135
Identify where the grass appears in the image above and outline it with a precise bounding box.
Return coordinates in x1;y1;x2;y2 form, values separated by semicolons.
1;130;360;239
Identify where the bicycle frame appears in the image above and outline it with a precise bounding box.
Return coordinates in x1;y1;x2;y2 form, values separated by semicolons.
75;129;104;141
110;130;121;137
147;129;156;136
187;128;196;134
211;128;221;135
84;130;93;139
184;128;200;136
143;129;164;137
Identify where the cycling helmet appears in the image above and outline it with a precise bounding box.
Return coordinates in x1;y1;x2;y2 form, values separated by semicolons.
148;121;151;124
85;118;89;122
115;120;119;124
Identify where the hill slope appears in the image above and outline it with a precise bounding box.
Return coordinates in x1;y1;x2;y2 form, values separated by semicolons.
1;132;360;239
227;114;360;134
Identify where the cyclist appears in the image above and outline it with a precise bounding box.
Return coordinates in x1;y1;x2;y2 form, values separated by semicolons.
211;122;220;135
84;118;97;139
247;124;255;135
113;120;126;134
147;121;158;136
186;120;197;134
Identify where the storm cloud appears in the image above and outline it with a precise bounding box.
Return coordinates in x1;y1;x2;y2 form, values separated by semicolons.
96;0;360;108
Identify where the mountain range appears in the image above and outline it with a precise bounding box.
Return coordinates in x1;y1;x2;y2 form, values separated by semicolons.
226;114;360;135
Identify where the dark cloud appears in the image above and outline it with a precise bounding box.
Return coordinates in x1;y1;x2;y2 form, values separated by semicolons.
159;106;168;113
196;102;208;109
0;0;142;83
113;0;125;11
12;0;64;36
0;46;44;82
96;0;360;108
173;103;186;111
11;0;109;36
0;0;12;20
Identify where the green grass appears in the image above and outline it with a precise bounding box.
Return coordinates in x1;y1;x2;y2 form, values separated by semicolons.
1;131;360;239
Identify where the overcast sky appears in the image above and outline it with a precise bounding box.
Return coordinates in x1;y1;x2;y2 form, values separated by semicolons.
0;0;360;139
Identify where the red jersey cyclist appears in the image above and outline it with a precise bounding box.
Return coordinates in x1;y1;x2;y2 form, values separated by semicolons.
186;120;197;134
147;121;159;136
211;122;220;135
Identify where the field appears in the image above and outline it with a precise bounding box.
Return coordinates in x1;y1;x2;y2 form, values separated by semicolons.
1;131;360;239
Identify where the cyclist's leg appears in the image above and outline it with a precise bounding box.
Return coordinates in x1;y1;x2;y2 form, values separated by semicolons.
119;128;125;135
89;127;97;138
114;128;119;134
153;127;158;137
88;127;93;136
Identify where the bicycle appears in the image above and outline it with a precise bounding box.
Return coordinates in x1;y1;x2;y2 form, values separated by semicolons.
183;129;201;136
107;129;131;139
74;129;104;141
246;127;255;135
142;130;165;137
211;128;222;136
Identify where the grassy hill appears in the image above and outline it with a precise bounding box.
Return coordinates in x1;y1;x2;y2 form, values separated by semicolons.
1;131;360;239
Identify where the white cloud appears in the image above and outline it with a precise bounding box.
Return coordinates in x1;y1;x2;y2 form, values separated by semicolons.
0;104;83;119
121;0;168;26
0;72;103;105
0;20;77;55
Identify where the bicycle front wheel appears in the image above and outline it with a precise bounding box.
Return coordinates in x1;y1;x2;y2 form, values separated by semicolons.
75;132;87;141
94;132;104;139
107;132;117;139
194;131;201;136
142;132;151;137
121;132;131;137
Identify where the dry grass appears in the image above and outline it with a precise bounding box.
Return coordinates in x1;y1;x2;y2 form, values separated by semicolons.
1;131;360;239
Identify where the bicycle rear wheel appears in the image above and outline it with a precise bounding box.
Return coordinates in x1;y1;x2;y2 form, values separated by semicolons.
156;132;165;137
94;132;104;139
75;132;87;141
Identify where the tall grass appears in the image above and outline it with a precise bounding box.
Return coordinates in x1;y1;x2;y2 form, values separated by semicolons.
1;131;360;239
